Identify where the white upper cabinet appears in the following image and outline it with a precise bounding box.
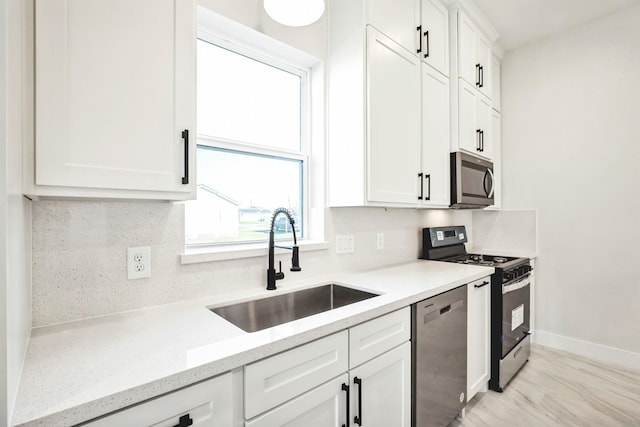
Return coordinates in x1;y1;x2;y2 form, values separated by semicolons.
478;92;493;159
457;10;477;86
328;0;422;207
31;0;196;200
420;0;449;76
421;64;450;207
367;0;420;54
491;53;502;111
450;4;500;164
328;0;450;208
367;28;422;204
456;10;491;99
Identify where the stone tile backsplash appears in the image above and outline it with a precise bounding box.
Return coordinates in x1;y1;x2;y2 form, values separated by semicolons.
32;200;472;327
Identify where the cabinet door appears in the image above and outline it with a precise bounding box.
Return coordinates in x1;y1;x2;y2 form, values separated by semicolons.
476;33;492;99
478;93;493;160
491;110;501;207
491;55;501;111
458;79;479;154
35;0;195;198
366;27;421;204
246;375;348;427
467;277;491;401
421;65;450;207
349;342;411;427
367;0;419;54
457;11;477;87
420;0;449;76
83;373;234;427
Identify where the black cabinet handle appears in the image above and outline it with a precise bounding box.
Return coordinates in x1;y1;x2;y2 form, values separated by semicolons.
181;129;189;185
476;129;482;151
425;174;431;201
341;383;349;427
416;25;422;54
418;172;424;200
474;280;490;288
476;63;481;86
424;30;430;58
479;65;484;88
172;414;193;427
354;377;363;425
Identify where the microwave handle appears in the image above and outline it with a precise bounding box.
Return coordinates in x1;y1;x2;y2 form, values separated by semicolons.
487;168;495;198
482;168;495;197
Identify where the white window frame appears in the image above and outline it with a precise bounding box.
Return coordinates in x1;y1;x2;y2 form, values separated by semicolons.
181;7;328;264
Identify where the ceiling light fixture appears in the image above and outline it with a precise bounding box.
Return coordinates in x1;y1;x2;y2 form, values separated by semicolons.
264;0;326;27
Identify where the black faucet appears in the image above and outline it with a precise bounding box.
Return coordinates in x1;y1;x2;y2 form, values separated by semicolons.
267;208;301;290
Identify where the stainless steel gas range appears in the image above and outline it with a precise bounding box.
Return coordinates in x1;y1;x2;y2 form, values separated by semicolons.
420;225;532;392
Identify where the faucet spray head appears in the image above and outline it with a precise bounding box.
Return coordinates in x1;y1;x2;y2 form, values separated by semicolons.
291;246;301;272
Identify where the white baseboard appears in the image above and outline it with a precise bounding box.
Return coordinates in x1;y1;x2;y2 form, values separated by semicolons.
533;330;640;372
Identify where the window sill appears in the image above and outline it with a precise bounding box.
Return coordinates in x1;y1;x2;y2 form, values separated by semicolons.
180;240;329;265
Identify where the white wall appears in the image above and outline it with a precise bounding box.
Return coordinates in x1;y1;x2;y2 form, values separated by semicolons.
501;4;640;368
1;0;32;423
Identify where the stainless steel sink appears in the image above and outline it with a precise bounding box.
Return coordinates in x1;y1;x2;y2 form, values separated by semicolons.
210;284;379;332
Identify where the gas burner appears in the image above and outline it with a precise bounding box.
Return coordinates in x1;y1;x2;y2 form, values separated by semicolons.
493;256;508;263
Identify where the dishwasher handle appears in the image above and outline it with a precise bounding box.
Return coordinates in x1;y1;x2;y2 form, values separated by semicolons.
422;299;464;324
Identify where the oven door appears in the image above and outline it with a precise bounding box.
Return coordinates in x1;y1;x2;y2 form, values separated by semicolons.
501;275;530;357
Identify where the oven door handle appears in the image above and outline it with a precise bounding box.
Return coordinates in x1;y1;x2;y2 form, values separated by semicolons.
502;278;530;294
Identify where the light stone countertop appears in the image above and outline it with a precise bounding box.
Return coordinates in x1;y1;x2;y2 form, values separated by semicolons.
13;260;494;427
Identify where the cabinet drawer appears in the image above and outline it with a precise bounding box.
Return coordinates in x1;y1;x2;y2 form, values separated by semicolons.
83;373;233;427
245;374;349;427
349;307;411;369
244;331;348;419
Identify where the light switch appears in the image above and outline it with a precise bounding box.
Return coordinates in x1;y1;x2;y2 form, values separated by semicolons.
336;235;355;254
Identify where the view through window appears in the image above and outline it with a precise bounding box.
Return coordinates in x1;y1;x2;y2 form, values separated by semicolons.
186;37;307;246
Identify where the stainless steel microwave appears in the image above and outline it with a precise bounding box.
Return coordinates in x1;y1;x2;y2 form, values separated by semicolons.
450;152;494;208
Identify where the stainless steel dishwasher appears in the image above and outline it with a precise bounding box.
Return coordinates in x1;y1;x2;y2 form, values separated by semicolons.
412;285;467;427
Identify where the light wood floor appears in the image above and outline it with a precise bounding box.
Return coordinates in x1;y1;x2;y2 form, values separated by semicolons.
451;345;640;427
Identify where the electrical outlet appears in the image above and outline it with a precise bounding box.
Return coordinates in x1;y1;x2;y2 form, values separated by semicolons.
127;247;151;280
377;232;384;250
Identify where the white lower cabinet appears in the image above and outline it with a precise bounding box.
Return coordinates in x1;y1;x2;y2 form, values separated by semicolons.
467;276;492;401
349;342;412;427
83;372;236;427
244;308;411;427
244;331;349;419
245;375;349;427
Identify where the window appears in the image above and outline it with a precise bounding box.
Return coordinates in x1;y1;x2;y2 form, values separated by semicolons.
186;35;309;246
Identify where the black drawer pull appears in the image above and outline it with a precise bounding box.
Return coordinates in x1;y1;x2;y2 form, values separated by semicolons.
173;414;193;427
474;280;489;288
341;383;349;427
354;376;363;425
